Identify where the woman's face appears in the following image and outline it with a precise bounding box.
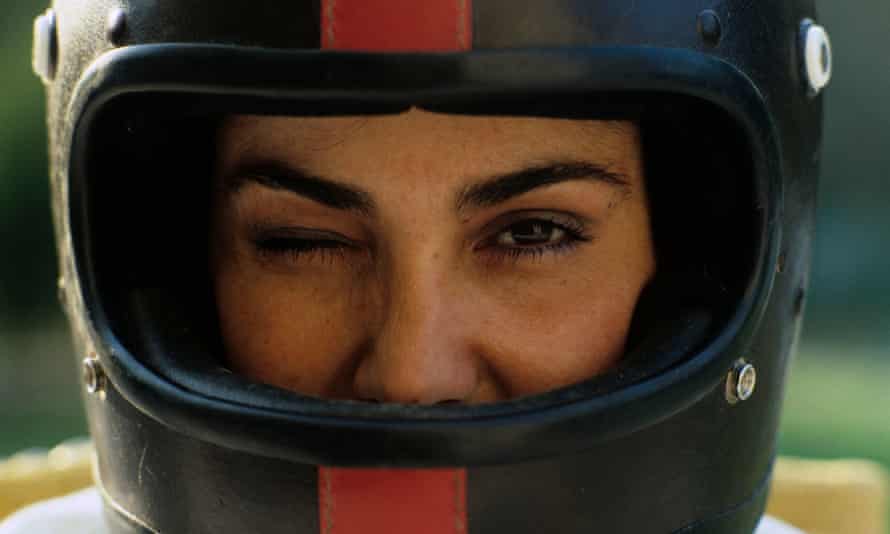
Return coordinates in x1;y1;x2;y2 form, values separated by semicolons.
211;109;655;404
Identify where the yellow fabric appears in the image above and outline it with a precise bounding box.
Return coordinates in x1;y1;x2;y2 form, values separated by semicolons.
766;457;889;534
0;446;887;533
0;440;94;520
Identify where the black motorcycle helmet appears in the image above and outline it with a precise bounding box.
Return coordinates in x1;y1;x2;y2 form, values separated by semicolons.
33;1;831;532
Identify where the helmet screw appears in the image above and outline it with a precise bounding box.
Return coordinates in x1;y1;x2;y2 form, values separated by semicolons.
775;251;786;274
697;10;722;47
57;276;67;306
726;361;756;404
83;355;107;397
793;287;806;317
107;8;128;46
32;9;58;84
801;20;832;95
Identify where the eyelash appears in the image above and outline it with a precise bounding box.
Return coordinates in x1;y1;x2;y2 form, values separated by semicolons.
251;216;591;265
478;216;591;263
252;228;354;265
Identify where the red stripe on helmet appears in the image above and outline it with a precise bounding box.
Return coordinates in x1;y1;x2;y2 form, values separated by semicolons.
320;0;472;51
318;467;467;534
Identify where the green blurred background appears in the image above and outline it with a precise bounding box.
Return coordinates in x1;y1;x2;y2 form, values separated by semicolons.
0;0;887;517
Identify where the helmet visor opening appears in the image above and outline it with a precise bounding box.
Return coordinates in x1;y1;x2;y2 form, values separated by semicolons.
81;91;761;408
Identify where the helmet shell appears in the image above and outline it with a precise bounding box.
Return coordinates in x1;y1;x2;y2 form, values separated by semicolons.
38;1;826;532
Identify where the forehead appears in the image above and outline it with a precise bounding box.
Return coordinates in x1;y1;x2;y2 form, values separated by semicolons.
218;111;640;167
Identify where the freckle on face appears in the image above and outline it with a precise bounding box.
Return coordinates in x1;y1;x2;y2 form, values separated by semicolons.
210;110;655;403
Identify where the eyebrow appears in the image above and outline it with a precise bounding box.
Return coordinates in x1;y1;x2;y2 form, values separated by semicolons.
224;160;629;216
456;161;630;213
224;162;374;215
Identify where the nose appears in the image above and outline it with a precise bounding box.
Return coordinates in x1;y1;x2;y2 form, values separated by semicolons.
352;259;480;404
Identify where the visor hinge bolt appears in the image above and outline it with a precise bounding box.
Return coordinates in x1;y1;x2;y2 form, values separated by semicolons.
726;361;756;404
697;10;723;47
801;19;832;95
83;355;107;397
32;9;58;84
106;8;127;46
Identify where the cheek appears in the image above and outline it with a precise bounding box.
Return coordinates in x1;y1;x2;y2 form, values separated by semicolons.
214;265;370;397
476;218;654;397
477;276;641;397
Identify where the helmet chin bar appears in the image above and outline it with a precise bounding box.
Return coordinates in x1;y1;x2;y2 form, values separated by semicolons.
92;380;774;534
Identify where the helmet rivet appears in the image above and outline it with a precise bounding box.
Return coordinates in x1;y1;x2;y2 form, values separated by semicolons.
107;8;128;46
32;9;58;84
57;276;67;306
793;287;806;317
83;356;107;396
726;361;756;404
801;20;832;95
776;251;787;274
697;10;722;46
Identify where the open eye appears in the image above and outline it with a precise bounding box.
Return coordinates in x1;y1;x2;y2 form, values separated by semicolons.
480;211;592;261
496;220;567;247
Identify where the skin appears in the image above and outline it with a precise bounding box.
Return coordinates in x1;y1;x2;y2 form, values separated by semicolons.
210;109;655;404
